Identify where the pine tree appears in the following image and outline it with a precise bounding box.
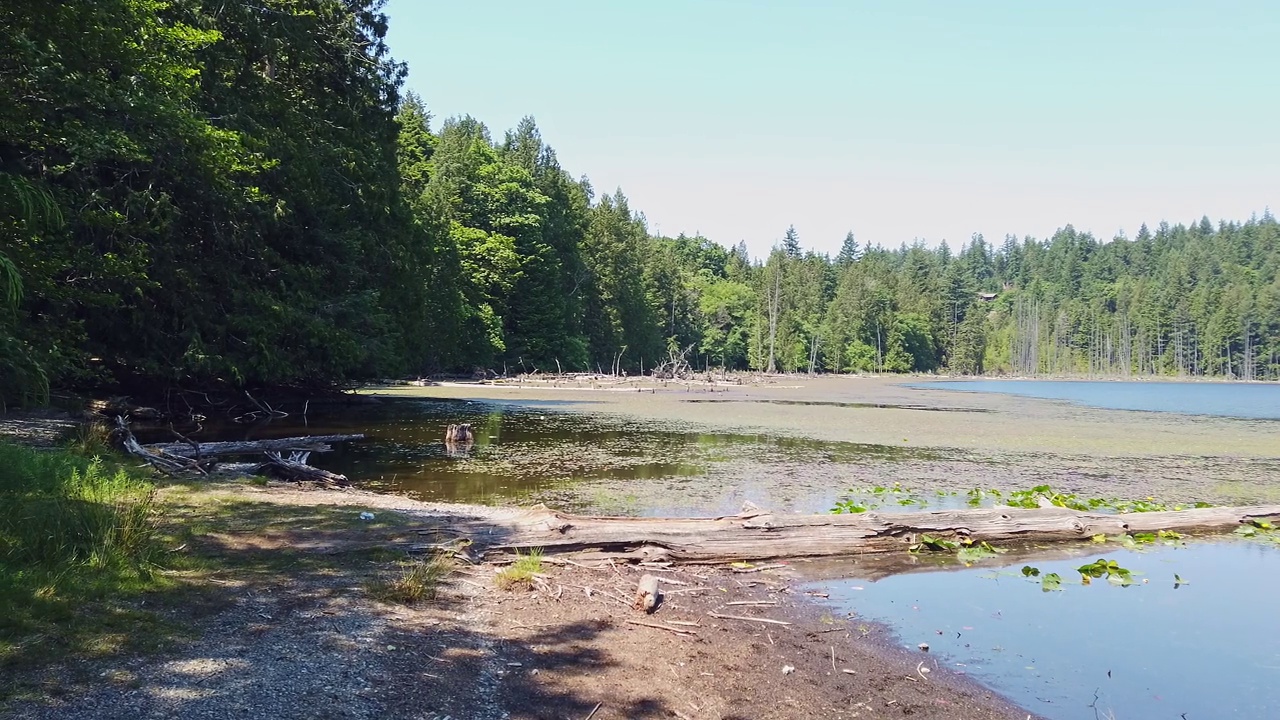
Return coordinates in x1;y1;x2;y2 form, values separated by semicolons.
782;225;801;259
836;231;860;266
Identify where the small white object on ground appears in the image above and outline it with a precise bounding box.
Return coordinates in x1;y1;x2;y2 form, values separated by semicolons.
359;511;375;521
782;665;795;675
918;642;929;652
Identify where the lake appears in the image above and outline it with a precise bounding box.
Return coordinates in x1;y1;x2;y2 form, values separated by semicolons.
916;379;1280;419
808;539;1280;720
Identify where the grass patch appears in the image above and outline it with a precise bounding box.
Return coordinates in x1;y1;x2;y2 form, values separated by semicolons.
61;421;114;458
366;554;453;605
495;548;544;590
0;441;176;698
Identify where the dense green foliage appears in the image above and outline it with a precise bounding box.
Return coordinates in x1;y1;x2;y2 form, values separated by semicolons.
2;2;1276;398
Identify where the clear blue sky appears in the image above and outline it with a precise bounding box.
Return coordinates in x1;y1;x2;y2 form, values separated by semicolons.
384;1;1279;258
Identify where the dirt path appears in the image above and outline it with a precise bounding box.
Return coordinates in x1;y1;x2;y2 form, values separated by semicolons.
5;482;1034;720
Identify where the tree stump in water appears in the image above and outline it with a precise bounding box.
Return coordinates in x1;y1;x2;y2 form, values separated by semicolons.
444;423;474;443
444;423;475;456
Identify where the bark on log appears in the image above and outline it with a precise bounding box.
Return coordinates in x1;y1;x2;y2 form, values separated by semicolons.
449;504;1280;564
633;574;661;613
141;434;364;458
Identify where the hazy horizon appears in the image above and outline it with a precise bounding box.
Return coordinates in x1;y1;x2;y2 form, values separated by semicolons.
385;1;1279;258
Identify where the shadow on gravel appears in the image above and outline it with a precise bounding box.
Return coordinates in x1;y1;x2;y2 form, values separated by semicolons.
4;495;675;720
495;620;676;719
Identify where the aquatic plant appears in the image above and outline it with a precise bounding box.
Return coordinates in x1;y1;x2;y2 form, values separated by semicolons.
1077;558;1134;586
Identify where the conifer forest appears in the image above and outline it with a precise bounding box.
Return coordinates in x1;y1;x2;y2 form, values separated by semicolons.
3;1;1278;405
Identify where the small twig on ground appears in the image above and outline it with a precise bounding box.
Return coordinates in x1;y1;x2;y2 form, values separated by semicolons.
708;611;791;626
625;619;697;636
584;702;602;720
726;600;778;606
831;646;837;672
731;564;787;574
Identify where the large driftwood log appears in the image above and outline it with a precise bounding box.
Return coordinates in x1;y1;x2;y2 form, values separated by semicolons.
141;434;364;458
445;504;1280;564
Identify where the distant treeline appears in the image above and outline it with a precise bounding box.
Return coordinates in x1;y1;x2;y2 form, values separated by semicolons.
2;1;1277;406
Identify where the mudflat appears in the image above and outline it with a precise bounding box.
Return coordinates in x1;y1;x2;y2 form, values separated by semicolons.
375;375;1280;508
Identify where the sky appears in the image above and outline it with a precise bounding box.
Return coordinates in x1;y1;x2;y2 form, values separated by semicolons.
384;1;1279;259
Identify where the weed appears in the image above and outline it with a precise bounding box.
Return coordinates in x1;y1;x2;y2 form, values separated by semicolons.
495;548;544;590
62;421;113;458
366;554;453;605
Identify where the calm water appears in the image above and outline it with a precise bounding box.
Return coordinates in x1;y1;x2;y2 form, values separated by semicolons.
148;398;929;514
916;379;1280;419
809;540;1280;720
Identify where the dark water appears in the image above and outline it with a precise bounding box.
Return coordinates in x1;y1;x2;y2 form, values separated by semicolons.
916;379;1280;419
151;398;928;513
809;540;1280;720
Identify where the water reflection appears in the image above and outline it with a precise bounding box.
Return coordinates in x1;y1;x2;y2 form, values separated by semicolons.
147;398;934;510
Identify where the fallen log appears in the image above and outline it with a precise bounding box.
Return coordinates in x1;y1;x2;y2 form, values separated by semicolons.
116;417;355;485
140;434;364;458
436;504;1280;564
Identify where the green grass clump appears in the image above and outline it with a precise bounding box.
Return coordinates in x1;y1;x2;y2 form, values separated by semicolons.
0;443;159;571
366;554;453;605
494;548;544;590
0;441;166;691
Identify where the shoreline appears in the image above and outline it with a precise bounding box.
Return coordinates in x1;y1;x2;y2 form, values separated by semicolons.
1;475;1039;719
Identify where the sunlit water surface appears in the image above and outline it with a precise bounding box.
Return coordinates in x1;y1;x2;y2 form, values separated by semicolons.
916;379;1280;419
807;540;1280;719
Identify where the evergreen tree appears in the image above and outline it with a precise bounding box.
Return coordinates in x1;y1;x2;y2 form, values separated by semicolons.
836;231;860;266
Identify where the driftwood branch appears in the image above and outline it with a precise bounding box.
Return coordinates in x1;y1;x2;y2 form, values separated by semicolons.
260;451;350;487
435;504;1280;564
116;417;209;475
116;417;356;486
